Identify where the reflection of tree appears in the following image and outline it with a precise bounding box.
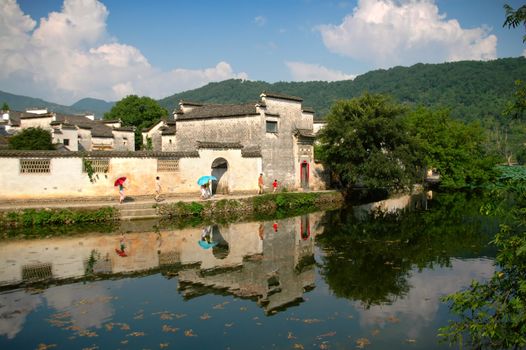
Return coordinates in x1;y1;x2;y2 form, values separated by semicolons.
317;192;502;307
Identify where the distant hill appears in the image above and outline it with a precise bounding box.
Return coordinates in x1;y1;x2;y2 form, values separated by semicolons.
0;91;112;119
70;98;115;117
158;57;526;121
2;57;525;122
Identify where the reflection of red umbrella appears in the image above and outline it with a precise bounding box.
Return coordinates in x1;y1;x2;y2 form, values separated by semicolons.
114;177;126;186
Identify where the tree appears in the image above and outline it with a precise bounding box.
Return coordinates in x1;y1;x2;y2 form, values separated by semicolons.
503;3;526;42
317;93;420;195
403;107;498;188
1;102;9;111
104;95;168;150
8;127;54;150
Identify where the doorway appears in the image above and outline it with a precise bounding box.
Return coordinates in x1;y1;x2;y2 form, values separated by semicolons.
211;158;228;194
300;161;309;189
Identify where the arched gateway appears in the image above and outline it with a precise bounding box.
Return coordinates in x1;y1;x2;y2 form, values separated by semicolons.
211;157;228;194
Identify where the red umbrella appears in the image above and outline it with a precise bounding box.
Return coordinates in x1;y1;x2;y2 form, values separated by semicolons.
114;177;126;186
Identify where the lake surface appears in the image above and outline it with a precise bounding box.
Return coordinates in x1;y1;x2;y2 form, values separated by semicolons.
0;191;504;349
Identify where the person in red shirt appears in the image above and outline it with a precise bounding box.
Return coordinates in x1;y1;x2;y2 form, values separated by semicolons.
272;179;278;193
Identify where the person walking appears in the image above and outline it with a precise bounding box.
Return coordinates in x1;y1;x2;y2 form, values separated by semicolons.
272;179;278;193
258;173;264;194
119;183;126;204
155;176;162;202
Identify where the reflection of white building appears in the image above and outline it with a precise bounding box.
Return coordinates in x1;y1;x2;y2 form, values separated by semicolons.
0;214;323;315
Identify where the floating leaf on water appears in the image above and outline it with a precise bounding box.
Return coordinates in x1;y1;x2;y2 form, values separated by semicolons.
127;332;145;337
293;344;304;349
316;331;336;339
371;329;380;336
303;318;322;324
200;313;211;320
386;316;400;324
405;339;416;343
287;332;296;339
347;315;354;319
240;307;247;311
133;314;144;320
162;325;179;333
355;338;370;348
120;323;130;330
82;346;99;350
224;323;234;328
37;344;57;350
160;342;169;348
319;343;329;349
105;323;114;331
213;304;224;310
120;340;128;345
184;329;197;337
158;312;175;320
175;313;187;319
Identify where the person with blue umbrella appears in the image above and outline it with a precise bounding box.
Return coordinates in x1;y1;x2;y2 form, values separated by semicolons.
197;175;217;198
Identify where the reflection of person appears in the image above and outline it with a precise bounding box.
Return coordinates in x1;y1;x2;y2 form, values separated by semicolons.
155;176;162;202
258;173;264;194
272;179;278;193
273;222;278;232
115;233;128;257
201;225;213;242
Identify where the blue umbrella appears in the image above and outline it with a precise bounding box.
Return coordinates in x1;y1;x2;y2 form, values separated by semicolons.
198;240;218;249
197;175;217;186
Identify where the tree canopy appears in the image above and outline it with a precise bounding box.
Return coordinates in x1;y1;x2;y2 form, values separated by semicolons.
317;93;419;194
8;127;54;150
104;95;168;150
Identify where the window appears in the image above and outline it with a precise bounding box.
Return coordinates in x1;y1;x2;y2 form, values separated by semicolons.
157;158;179;172
20;159;51;174
63;139;69;146
83;158;109;173
266;120;278;133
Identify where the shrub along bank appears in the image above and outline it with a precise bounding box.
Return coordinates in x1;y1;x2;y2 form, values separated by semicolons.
0;191;343;230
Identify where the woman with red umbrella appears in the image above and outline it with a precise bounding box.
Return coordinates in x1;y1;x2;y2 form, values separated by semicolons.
114;177;127;203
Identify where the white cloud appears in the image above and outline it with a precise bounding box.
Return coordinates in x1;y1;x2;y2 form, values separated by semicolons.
254;15;267;26
286;61;355;81
355;258;495;339
0;0;248;104
317;0;497;68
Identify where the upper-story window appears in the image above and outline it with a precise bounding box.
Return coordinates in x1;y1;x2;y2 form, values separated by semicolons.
266;120;278;133
63;139;69;146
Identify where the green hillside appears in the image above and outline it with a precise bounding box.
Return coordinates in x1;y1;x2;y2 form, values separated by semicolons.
158;57;526;121
2;57;525;122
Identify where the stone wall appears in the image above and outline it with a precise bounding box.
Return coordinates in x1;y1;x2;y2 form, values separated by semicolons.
0;150;261;200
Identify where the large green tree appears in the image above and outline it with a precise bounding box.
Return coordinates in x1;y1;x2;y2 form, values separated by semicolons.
503;3;526;42
104;95;168;150
317;93;419;194
403;107;498;188
8;127;54;150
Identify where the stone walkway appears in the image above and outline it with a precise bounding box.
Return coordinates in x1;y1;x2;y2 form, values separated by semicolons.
0;192;258;211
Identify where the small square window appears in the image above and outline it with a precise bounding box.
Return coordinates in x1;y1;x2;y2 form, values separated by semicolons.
63;139;69;146
266;120;278;133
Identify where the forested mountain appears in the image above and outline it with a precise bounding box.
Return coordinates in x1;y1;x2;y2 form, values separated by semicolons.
1;57;525;122
158;57;526;121
0;91;111;119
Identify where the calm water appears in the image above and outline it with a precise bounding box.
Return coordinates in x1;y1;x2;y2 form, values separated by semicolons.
0;192;504;349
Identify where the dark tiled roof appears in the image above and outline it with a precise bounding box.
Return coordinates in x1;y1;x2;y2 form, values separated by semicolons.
179;100;204;107
0;150;200;158
265;112;280;117
177;103;259;120
241;145;262;158
53;129;63;134
161;126;176;136
302;107;315;113
294;129;315;138
113;126;135;132
19;113;54;119
102;119;120;124
261;91;303;102
197;141;243;149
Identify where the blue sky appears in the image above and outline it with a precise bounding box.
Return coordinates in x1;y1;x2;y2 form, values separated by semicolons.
1;0;524;105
